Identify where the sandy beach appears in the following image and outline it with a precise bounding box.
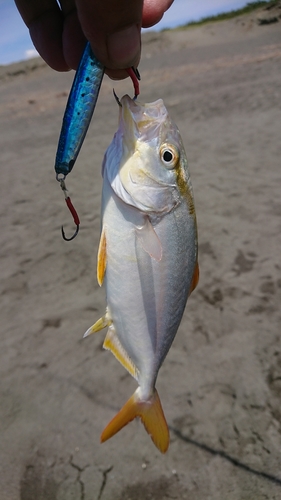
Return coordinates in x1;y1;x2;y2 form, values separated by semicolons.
0;3;281;499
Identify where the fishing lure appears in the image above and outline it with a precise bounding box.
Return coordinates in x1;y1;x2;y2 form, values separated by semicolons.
55;42;104;179
54;42;140;240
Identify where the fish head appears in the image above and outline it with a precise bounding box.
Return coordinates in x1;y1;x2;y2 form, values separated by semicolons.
105;95;193;215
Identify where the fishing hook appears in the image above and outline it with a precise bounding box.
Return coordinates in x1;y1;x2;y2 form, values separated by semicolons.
57;176;80;241
113;88;122;107
126;66;141;100
113;67;141;106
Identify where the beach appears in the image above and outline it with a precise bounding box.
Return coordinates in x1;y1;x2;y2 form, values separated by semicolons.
0;4;281;498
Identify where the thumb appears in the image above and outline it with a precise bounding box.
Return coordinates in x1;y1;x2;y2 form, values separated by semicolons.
76;0;143;72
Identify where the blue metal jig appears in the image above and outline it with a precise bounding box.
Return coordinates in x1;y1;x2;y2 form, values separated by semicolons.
55;42;104;178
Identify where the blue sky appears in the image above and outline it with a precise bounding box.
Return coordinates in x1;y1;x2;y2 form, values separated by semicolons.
0;1;262;65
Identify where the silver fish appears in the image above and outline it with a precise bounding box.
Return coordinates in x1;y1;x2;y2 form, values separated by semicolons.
84;95;199;453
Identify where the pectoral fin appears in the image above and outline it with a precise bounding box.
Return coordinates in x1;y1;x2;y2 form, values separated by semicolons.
103;326;138;380
135;217;162;262
101;388;169;454
97;227;106;286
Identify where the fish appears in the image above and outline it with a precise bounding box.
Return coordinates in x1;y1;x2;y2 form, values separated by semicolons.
84;95;199;453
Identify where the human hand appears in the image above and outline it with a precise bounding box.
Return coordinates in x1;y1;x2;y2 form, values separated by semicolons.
15;0;174;78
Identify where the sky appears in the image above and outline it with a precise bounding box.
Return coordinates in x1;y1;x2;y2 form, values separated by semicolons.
0;0;262;65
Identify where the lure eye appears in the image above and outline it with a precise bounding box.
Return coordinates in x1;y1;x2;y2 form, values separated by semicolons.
160;144;178;169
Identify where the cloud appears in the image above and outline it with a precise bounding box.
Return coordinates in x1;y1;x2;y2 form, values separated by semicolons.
24;48;39;60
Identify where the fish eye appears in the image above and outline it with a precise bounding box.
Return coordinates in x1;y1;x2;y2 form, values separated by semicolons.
163;150;173;162
160;144;179;169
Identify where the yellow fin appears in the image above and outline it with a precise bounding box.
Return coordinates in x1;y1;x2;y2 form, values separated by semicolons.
189;260;199;296
100;388;169;454
83;311;111;338
103;327;138;380
97;227;106;286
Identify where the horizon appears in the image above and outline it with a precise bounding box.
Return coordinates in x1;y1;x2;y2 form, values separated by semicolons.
0;1;269;66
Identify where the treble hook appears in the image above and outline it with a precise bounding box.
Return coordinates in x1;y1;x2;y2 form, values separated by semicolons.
58;177;80;241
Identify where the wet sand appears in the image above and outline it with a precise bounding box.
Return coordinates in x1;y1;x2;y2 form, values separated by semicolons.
0;4;281;499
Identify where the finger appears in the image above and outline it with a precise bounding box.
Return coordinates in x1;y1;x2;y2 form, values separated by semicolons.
142;0;174;28
103;0;175;79
15;0;68;70
59;0;87;69
75;0;143;71
15;0;174;77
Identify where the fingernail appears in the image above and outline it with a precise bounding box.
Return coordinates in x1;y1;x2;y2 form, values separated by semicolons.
107;25;140;67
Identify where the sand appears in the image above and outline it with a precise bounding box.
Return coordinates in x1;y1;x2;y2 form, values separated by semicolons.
0;3;281;499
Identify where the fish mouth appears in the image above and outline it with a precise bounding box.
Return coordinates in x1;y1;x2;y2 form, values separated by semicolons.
120;95;168;144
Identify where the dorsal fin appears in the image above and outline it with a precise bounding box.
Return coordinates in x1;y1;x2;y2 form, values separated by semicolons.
189;260;199;296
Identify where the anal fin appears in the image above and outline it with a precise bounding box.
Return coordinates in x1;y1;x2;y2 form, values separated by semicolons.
103;326;138;380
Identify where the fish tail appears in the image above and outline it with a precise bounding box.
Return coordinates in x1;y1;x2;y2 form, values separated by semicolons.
100;388;169;453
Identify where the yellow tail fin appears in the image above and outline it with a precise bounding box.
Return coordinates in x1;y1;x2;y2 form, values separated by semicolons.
100;388;169;453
